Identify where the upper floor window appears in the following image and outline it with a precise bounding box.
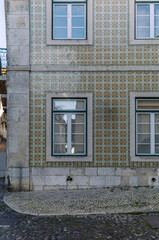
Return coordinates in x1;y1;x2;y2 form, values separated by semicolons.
53;0;86;40
129;0;159;44
136;3;159;39
46;0;93;45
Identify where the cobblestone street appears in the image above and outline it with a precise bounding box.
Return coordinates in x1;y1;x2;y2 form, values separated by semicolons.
1;179;159;240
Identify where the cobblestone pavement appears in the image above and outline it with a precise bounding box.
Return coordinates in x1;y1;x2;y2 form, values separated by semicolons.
1;179;159;239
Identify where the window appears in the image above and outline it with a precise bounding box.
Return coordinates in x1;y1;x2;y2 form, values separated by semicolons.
46;0;93;45
136;99;159;155
129;0;159;44
52;99;87;155
53;1;86;40
46;92;92;162
136;3;159;39
130;92;159;162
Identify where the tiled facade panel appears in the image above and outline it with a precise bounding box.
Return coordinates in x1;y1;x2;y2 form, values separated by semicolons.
30;0;159;65
30;72;159;168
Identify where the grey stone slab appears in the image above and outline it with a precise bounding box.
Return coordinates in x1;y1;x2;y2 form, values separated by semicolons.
7;29;29;46
0;218;18;226
143;215;159;229
69;168;85;176
85;167;97;176
98;168;115;176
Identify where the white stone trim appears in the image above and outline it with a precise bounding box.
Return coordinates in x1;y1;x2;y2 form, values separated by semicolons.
129;0;159;45
46;92;93;162
7;65;159;72
31;65;159;72
46;0;93;45
130;91;159;162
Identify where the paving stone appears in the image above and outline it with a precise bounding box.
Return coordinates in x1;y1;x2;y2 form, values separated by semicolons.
143;215;159;229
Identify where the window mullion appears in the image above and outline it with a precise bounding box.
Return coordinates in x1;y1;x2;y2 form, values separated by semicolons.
67;113;72;154
151;113;155;154
68;5;72;39
150;4;154;38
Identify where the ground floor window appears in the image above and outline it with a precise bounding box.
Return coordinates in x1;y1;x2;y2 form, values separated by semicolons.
136;99;159;155
52;99;87;156
46;92;92;162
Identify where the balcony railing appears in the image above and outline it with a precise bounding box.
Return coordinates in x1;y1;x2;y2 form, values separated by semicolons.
0;48;7;76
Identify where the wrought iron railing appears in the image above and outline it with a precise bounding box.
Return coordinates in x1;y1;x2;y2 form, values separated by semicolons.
0;48;7;76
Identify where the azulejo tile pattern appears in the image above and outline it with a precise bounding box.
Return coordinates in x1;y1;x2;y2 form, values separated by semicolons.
30;72;159;168
30;0;159;65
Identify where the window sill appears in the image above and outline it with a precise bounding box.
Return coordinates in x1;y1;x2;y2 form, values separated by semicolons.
46;155;92;162
130;156;159;162
46;39;93;46
129;39;159;45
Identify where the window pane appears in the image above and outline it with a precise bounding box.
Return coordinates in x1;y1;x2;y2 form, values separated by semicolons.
72;134;84;144
137;100;159;110
155;115;159;134
155;124;159;134
155;16;159;27
54;100;85;110
54;28;67;39
137;144;150;154
72;17;84;27
54;5;67;15
54;133;67;144
155;27;159;38
137;5;150;15
72;124;84;134
54;114;67;153
55;17;67;27
72;144;84;154
155;145;159;154
154;5;159;15
137;16;150;26
138;134;150;143
54;144;67;154
138;124;150;133
136;27;150;38
155;114;159;123
72;114;85;124
72;28;85;39
54;114;67;124
137;114;150;124
155;135;159;143
72;5;84;15
54;122;67;134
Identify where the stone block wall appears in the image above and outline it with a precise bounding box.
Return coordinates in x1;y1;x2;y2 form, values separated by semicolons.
6;0;30;191
30;167;159;191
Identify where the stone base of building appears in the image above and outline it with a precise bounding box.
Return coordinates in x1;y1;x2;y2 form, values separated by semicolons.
5;168;30;191
6;167;159;191
30;167;159;191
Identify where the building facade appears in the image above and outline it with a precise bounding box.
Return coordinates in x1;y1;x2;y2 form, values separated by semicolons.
6;0;159;191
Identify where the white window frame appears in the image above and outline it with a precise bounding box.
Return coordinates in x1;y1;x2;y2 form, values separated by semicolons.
130;92;159;162
129;0;159;44
46;92;93;162
46;0;93;45
53;3;86;40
